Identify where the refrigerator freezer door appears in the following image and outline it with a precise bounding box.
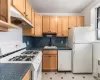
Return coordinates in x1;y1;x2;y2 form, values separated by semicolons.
58;50;72;71
73;43;92;73
74;27;93;43
68;27;94;48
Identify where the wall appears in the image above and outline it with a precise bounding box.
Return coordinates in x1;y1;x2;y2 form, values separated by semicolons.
81;0;100;77
23;36;34;50
0;27;22;46
81;0;100;26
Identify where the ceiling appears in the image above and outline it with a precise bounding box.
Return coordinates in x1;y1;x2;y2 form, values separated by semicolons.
29;0;94;13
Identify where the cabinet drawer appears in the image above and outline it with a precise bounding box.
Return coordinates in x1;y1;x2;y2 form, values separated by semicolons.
43;50;57;55
49;50;57;55
42;50;49;54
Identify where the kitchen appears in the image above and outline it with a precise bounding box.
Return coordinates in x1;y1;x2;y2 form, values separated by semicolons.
0;0;100;80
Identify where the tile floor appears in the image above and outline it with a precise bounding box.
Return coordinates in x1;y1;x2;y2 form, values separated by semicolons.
42;72;97;80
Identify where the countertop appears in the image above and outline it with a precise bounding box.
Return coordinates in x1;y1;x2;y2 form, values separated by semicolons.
0;63;32;80
30;46;72;50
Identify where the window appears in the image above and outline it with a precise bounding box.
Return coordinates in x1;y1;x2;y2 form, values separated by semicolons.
97;7;100;39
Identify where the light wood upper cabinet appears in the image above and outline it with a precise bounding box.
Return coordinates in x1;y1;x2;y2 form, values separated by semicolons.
23;28;34;36
32;9;35;27
12;0;32;23
62;16;69;37
69;16;77;28
25;0;32;22
43;16;50;33
50;16;57;33
57;17;68;37
57;17;62;37
34;12;42;37
12;0;25;16
77;16;84;26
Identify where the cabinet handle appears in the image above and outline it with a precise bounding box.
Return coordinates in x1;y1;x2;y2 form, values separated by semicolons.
24;12;26;14
26;15;28;17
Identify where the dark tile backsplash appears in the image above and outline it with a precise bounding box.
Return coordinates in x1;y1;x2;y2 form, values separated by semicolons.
23;35;68;49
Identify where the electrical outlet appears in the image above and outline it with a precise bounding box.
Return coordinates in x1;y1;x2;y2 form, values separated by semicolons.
27;41;29;46
61;41;63;44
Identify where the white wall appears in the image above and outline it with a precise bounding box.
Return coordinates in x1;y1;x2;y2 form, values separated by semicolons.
81;0;100;26
81;0;100;77
0;27;23;46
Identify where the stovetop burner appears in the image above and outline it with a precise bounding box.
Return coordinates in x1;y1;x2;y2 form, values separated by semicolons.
21;51;39;55
9;55;35;61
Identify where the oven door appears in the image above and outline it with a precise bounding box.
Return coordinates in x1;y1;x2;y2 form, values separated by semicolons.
33;60;42;80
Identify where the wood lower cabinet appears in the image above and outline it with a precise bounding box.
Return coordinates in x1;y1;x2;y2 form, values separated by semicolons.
50;55;57;70
22;68;31;80
42;50;58;71
42;54;57;71
42;55;50;71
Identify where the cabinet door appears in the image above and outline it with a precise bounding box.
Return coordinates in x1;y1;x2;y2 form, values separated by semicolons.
42;55;50;71
32;10;35;27
25;0;32;22
62;16;69;37
77;16;84;26
50;16;57;33
50;55;57;70
69;16;77;28
12;0;25;16
23;28;34;36
22;69;31;80
57;17;62;37
43;16;50;33
35;13;42;37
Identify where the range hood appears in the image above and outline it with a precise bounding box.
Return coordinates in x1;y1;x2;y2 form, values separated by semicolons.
10;7;33;27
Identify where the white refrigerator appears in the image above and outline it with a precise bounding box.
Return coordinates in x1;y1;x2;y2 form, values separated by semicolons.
68;27;93;73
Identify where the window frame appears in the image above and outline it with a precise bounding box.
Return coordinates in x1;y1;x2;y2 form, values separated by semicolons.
97;7;100;40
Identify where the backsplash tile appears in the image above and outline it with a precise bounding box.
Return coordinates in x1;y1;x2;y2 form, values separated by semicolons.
23;35;68;49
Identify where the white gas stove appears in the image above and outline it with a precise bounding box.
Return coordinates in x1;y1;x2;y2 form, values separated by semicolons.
0;43;42;80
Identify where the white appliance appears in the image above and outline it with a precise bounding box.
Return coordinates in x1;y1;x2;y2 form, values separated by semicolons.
58;50;72;71
0;43;42;80
68;27;93;73
95;59;100;79
93;42;100;77
10;7;33;27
